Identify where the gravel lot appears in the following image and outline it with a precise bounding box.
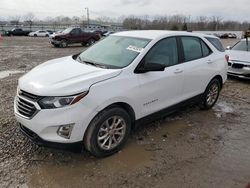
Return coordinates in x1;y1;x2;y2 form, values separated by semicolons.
0;37;250;188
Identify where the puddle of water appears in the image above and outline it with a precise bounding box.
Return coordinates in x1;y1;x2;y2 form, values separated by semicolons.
213;101;234;118
215;101;234;113
0;70;24;79
25;142;152;188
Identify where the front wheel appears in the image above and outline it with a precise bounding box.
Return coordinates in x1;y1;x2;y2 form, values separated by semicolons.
84;107;131;157
85;38;96;47
60;40;68;48
53;44;60;48
200;79;221;110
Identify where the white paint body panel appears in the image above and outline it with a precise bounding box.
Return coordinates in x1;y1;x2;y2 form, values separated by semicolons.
15;30;227;143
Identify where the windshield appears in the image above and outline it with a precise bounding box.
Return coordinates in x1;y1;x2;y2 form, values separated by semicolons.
77;36;151;69
232;40;250;51
62;28;73;34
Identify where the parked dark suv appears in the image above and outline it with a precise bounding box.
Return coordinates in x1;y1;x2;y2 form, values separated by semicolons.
6;28;31;36
49;27;101;48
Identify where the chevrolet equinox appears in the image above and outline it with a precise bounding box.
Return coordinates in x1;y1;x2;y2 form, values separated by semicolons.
15;30;227;157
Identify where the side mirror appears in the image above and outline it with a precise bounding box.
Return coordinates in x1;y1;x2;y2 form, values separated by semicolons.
135;62;166;74
226;46;231;50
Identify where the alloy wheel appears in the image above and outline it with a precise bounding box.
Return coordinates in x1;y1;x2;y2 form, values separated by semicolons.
206;83;219;106
97;116;126;150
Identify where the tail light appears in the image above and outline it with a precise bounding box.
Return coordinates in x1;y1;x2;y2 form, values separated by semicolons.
225;55;229;62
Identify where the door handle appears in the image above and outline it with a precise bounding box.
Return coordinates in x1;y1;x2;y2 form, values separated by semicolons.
174;69;183;74
207;60;213;64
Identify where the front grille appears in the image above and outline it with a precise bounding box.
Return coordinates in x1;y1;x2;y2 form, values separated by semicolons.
232;63;244;69
16;97;37;118
19;90;41;101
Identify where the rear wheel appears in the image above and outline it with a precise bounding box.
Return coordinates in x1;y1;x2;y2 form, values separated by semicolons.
34;34;37;37
84;107;131;157
200;79;221;110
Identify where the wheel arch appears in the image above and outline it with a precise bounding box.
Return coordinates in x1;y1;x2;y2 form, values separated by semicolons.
107;102;136;126
210;75;223;89
83;101;136;141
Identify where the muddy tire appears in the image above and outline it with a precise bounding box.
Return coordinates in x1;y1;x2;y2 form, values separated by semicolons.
200;79;221;110
85;38;96;47
53;44;60;48
84;107;131;157
60;40;68;48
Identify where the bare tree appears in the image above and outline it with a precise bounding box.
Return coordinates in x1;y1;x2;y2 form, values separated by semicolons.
210;16;223;31
23;12;35;30
196;16;208;30
10;15;21;26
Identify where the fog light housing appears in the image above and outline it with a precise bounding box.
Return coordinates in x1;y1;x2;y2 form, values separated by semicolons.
57;124;74;139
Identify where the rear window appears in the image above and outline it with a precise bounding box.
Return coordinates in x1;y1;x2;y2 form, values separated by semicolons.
205;37;225;52
232;41;249;51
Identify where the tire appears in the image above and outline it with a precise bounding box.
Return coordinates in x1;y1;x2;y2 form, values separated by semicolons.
85;38;95;47
53;44;60;48
60;40;68;48
34;34;37;37
46;34;49;37
84;107;131;157
200;79;221;110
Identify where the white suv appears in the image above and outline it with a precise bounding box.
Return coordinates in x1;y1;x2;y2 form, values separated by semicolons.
15;31;227;157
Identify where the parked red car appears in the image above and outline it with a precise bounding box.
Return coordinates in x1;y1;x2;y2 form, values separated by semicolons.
49;27;101;48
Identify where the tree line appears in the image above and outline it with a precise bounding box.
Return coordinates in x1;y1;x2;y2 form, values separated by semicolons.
1;13;249;31
122;15;250;31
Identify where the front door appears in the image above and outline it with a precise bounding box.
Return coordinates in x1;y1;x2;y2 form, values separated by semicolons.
135;37;184;117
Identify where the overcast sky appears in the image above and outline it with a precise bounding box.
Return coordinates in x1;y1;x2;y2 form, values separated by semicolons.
0;0;249;22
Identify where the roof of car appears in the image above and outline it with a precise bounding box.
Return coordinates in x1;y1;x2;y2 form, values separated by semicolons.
113;30;216;40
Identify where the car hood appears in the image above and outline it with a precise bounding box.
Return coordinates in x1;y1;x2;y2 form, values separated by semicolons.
226;50;250;63
19;56;122;96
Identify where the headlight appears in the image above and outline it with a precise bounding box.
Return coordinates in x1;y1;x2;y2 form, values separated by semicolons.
38;91;88;109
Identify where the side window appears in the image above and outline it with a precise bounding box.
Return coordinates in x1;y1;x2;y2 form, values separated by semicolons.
144;37;178;67
71;29;81;35
205;37;225;52
201;40;211;57
181;37;203;62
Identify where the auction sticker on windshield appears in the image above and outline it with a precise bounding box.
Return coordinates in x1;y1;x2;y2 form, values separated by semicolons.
126;45;144;53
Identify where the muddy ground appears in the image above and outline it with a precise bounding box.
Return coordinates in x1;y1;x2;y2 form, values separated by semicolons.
0;37;250;188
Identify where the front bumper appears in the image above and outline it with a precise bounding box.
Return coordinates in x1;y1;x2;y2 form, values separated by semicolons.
228;66;250;79
14;94;98;144
49;39;61;45
19;123;82;150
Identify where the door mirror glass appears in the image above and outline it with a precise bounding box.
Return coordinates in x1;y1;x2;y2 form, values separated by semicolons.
135;62;165;73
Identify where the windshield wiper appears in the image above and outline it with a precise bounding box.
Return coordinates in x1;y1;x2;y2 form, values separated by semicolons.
83;60;107;69
77;55;107;69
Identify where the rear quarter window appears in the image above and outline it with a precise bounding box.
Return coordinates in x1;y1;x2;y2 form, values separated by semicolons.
205;37;225;52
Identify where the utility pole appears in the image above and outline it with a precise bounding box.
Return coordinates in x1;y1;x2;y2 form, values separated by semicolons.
85;7;90;27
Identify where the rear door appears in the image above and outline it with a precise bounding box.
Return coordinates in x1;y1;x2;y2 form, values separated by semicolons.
136;37;185;117
178;36;216;100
